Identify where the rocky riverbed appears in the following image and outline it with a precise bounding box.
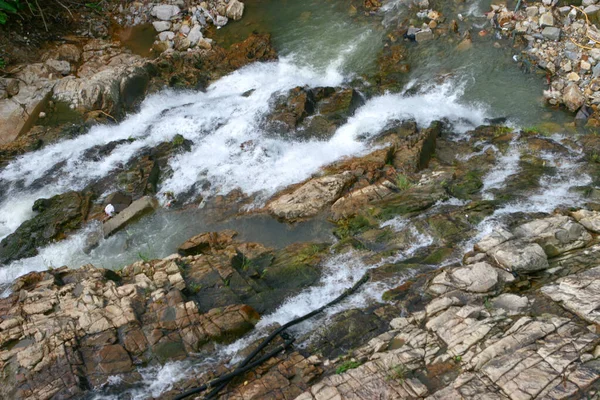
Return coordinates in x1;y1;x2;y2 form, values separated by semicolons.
1;0;600;399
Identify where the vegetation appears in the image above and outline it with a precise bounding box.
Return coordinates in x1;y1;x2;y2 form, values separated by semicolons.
335;360;361;374
395;173;412;191
0;0;106;30
333;214;374;239
386;364;407;384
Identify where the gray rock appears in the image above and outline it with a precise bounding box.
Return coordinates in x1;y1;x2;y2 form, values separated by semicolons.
225;0;244;21
542;266;600;324
514;216;592;257
215;15;228;27
488;240;549;272
103;196;158;238
593;62;600;78
429;262;500;294
152;21;171;32
415;29;434;42
158;31;175;41
491;293;529;313
571;209;600;233
542;26;561;41
540;11;554;27
187;24;203;45
151;5;180;21
474;228;514;253
584;4;600;15
45;59;71;76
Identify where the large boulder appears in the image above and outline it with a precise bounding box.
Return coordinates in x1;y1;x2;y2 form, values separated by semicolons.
0;191;92;264
53;40;149;116
487;240;549;272
513;215;592;257
267;172;355;221
0;64;57;144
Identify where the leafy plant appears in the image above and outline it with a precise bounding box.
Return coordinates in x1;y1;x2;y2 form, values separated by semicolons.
0;0;19;25
0;57;5;69
454;355;462;363
335;360;361;374
84;2;102;10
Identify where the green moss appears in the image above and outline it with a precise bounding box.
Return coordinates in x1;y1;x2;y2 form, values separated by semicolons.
335;360;362;374
172;134;185;147
333;214;376;239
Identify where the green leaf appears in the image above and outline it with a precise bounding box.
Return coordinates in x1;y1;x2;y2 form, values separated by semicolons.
0;1;17;13
0;11;7;24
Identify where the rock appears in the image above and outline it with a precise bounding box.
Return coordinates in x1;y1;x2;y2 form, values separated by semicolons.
103;196;158;237
0;64;56;144
267;172;355;221
0;191;92;264
542;266;600;324
526;6;538;17
152;20;171;32
152;4;180;21
225;0;244;21
428;262;500;294
158;31;175;41
540;12;554;27
487;240;549;272
563;83;585;111
53;47;149;116
514;216;592;257
187;24;203;45
542;26;561;41
415;29;434;42
571;209;600;233
594;62;600;78
104;192;132;213
491;293;529;313
474;228;514;253
57;44;81;63
177;230;238;256
567;72;580;82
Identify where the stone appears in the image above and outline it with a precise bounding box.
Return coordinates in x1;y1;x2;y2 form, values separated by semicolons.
226;0;244;21
567;72;581;82
542;26;561;41
491;293;529;313
540;12;554;27
159;31;175;41
267;172;355;221
0;191;91;264
104;192;132;213
152;4;180;21
474;228;514;253
581;60;592;71
415;29;434;42
562;83;585;111
187;24;203;46
526;6;538;17
571;209;600;233
514;216;592;257
542;266;600;324
103;196;158;237
429;262;499;294
57;44;81;63
488;240;549;272
177;230;237;256
153;20;171;32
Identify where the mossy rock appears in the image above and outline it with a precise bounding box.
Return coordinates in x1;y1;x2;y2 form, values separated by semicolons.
448;170;484;200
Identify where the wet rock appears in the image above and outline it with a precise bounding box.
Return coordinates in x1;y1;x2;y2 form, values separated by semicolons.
267;172;355;221
178;230;238;256
102;196;158;237
104;192;132;213
0;191;92;264
415;28;434;42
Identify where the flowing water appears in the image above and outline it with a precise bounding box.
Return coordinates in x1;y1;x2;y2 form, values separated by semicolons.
0;0;596;397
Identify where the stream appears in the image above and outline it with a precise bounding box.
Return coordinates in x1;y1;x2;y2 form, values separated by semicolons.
0;0;594;397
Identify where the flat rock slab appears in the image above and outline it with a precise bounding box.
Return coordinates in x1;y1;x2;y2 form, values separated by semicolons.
541;266;600;324
103;196;158;237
